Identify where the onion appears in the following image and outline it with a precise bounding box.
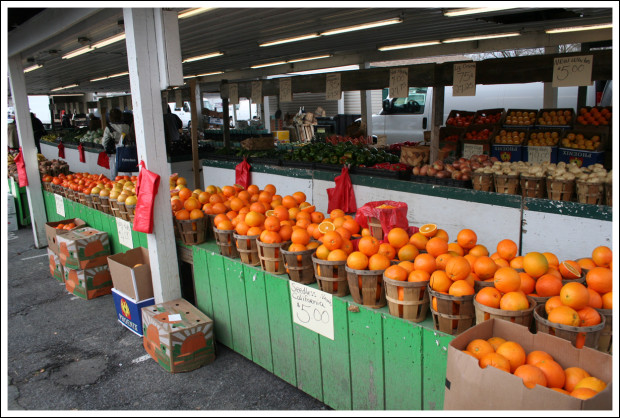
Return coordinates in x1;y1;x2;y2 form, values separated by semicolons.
446;164;455;173
412;166;421;176
452;171;463;180
461;166;472;174
461;173;471;181
479;154;489;162
482;160;493;167
471;162;482;170
436;170;450;179
427;167;437;177
433;160;445;171
420;165;429;176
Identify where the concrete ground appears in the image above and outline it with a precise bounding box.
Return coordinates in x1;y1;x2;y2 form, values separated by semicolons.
4;226;328;412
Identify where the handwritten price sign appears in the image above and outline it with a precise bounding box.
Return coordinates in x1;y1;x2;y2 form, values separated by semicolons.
280;78;292;102
290;281;334;340
453;63;476;96
54;194;65;217
251;81;263;105
462;143;484;160
527;146;553;164
325;73;341;101
228;83;239;105
389;68;408;98
553;55;593;87
116;218;133;249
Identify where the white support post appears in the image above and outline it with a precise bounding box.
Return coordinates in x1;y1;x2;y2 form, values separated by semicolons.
262;96;271;133
8;55;48;248
360;63;373;138
124;8;181;304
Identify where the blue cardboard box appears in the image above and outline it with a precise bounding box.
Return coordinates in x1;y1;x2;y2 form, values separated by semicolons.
112;288;155;336
491;144;523;162
557;148;605;168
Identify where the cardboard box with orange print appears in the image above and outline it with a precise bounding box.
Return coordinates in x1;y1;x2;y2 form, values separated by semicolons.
45;218;86;254
444;318;612;410
141;298;215;373
63;264;113;300
57;227;110;270
47;248;64;282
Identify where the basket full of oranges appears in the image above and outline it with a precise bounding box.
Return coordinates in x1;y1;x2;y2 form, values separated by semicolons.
281;241;317;285
383;264;430;323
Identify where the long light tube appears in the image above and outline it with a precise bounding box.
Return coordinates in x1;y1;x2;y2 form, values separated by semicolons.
51;84;79;92
444;8;516;17
92;33;126;49
443;32;520;43
287;54;331;63
251;61;287;69
546;23;612;34
62;46;93;60
259;33;320;47
378;40;441;51
90;72;129;82
178;8;213;19
183;71;224;79
24;64;43;73
182;52;224;63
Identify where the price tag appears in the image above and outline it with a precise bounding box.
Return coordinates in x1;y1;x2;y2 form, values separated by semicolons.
251;81;262;105
453;63;476;96
462;143;484;159
528;146;552;164
325;73;341;101
280;78;292;103
552;55;593;87
55;194;65;217
228;84;239;105
290;281;334;340
389;68;408;98
116;218;134;249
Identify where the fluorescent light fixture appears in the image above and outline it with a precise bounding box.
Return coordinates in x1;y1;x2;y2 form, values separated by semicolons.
378;40;441;51
51;84;79;92
62;46;93;59
50;94;85;97
251;61;287;69
178;8;213;19
183;71;224;79
182;52;224;63
90;71;129;82
443;32;520;43
444;7;516;17
287;54;331;63
24;64;42;73
260;33;320;47
546;23;612;34
321;18;402;36
92;33;126;49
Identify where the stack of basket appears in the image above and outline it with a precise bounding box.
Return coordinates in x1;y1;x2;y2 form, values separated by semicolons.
383;276;429;323
428;285;475;335
280;244;315;284
546;177;574;201
234;233;260;266
575;180;605;205
257;240;288;275
533;305;606;349
175;216;208;246
345;266;386;308
494;173;520;195
471;171;494;192
213;227;239;259
312;254;349;296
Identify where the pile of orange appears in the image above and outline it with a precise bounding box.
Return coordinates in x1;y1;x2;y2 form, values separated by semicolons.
463;337;607;399
55;222;77;230
52;172;142;207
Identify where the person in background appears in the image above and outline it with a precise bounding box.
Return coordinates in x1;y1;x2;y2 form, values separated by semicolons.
87;113;101;131
102;108;133;177
8;120;19;151
163;105;183;151
61;112;72;128
31;112;46;154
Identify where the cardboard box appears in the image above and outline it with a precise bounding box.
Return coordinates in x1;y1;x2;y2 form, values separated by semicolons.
45;218;87;254
492;144;523;162
64;264;113;300
48;248;64;282
107;247;154;302
112;288;155;336
444;319;612;410
558;148;605;168
142;298;215;373
8;212;18;232
57;227;110;270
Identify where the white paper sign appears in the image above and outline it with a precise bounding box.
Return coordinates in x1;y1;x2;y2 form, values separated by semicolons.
453;63;476;96
167;314;182;322
290;282;334;340
55;194;65;217
462;143;484;159
553;55;593;87
325;73;341;101
116;218;133;249
251;81;262;104
228;84;239;105
389;68;409;98
528;146;553;164
280;78;292;102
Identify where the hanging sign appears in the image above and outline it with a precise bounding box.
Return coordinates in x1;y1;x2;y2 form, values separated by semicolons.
251;81;263;105
389;68;409;98
552;55;593;87
453;63;476;96
175;90;183;108
228;84;239;105
280;78;293;103
290;281;334;340
116;218;134;249
462;143;484;160
325;73;342;101
55;194;65;217
527;146;553;164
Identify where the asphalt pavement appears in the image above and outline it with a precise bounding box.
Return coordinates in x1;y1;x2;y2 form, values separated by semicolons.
4;225;329;412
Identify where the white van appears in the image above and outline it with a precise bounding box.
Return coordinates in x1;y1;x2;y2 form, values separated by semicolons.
168;102;192;129
371;83;597;144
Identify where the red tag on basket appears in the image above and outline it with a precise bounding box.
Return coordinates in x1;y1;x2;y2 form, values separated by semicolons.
14;148;29;187
97;151;110;169
235;158;251;189
78;143;85;163
58;141;65;159
132;161;160;234
327;166;357;213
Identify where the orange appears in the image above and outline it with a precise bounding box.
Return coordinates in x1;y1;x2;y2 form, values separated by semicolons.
246;184;260;195
544;296;564;316
586;288;603;309
577;257;597;271
601;291;612;310
311;211;325;224
317;221;335;235
273;206;290;221
397;260;415;274
221;185;236;197
574;376;607;393
570;388;598;400
213;213;229;227
551;388;571;396
368;253;391;271
496;239;518;261
288;207;300;220
178;187;192;201
341;218;360;235
413;253;437;275
585;267;612;294
500;291;529;311
435;229;449;242
475;287;502;309
329;209;345;219
409;232;429;250
387;227;410;249
358;236;380;257
183;197;200;212
260;230;282;244
322;231;343;251
559;282;590;310
548;305;580;327
465;339;495;360
291;228;311;245
429;270;452;293
408;270;430;283
518;272;536;295
478;352;511;373
340;238;354;255
509;256;525;270
175;209;190;221
216;219;233;230
447;242;465;257
542;252;560;268
171;198;184;212
564;367;591;392
493;267;521;293
264;215;281;232
246;226;263;237
526;350;553;366
445;256;471;281
486;336;507;351
463;254;479;269
211;202;228;215
279;224;293;241
292;191;306;205
448;280;474;297
576;306;601;327
435;253;453;271
473;256;498;280
244;211;265;228
514;364;547;389
591;246;612;268
377;243;397;260
426;237;449;257
495;341;526;373
306;241;320;251
456;228;477;249
559;260;582;280
235;222;250;236
208;193;224;204
418;223;437;237
468;244;489;258
315;244;330;261
335;226;352;241
347;251;369;270
384;265;408;282
327;249;348;262
535;274;563;297
522;252;549;278
397;244;419;262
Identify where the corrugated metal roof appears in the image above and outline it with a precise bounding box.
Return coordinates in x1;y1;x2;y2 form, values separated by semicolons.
11;7;613;95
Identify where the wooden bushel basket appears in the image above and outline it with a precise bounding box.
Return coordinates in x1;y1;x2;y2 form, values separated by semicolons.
118;201;132;221
345;266;386;309
471;172;494;192
575;180;604;205
78;192;87;206
546;178;574;201
428;286;475;336
109;198;121;218
561;273;585;286
473;296;537;328
312;255;348;297
234;233;260;266
534;305;605;350
494;174;520;195
368;217;384;240
213;227;239;259
595;308;612;354
257;239;287;275
383;276;429;323
528;294;550;309
99;196;112;215
520;175;546;199
280;244;315;284
473;280;495;293
125;204;136;223
175;217;208;246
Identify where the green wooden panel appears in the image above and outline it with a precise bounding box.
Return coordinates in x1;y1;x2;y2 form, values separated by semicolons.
421;328;452;411
64;200;73;219
131;229;141;249
348;303;385;410
92;210;103;231
383;315;423;410
193;249;214;318
293;323;323;402
319;297;352;410
206;252;233;348
264;273;297;387
243;267;273;373
76;202;85;223
223;258;253;361
107;216;122;255
84;205;95;228
43;192;53;221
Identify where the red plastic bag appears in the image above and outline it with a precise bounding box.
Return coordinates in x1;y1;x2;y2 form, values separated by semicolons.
58;141;65;159
327;166;357;213
78;144;85;163
235;158;251;189
97;151;110;169
355;201;410;236
132;161;160;234
14;148;29;188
